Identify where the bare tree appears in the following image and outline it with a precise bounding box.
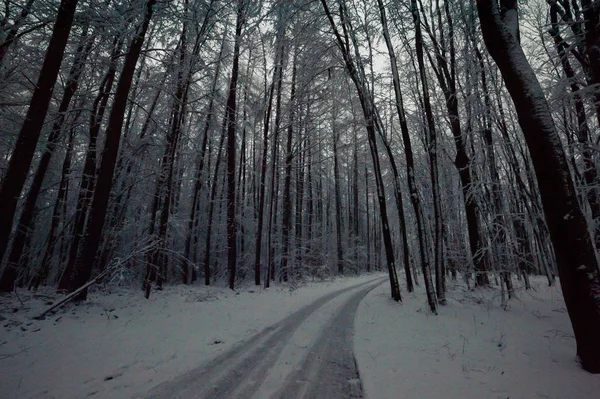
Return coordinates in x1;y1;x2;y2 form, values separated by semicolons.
477;0;600;373
0;0;79;272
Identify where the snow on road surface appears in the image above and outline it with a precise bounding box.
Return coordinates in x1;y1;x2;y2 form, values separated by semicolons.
355;276;600;399
0;274;384;399
142;277;385;399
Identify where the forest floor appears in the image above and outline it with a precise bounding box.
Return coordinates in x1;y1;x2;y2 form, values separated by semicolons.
356;275;600;399
0;272;599;399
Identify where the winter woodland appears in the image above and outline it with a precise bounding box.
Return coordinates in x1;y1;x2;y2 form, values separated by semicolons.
1;0;600;395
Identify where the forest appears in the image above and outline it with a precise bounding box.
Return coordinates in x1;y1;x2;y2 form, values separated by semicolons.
0;0;600;377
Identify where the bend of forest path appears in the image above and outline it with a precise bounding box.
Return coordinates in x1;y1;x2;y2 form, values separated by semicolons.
141;277;385;399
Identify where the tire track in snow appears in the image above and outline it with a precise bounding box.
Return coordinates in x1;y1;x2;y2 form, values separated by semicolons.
141;277;385;399
272;282;379;399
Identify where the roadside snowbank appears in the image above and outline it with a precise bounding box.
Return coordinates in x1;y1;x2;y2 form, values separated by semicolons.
0;274;382;399
355;276;600;399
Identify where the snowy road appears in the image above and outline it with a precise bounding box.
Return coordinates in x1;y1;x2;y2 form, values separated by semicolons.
141;277;385;399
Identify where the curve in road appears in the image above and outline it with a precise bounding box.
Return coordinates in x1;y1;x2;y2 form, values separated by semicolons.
142;277;385;399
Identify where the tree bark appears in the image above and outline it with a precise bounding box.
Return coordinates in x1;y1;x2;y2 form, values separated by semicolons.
0;0;79;267
255;11;285;287
0;31;92;292
478;0;600;373
411;0;443;307
184;25;227;278
332;96;344;275
58;37;122;290
66;0;156;299
225;0;245;290
321;0;401;302
281;50;297;280
31;126;76;289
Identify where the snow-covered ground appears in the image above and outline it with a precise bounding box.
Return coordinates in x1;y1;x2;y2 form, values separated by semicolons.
2;272;599;399
0;274;382;399
355;276;600;399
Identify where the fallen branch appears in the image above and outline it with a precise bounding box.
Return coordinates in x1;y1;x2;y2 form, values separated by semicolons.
33;239;159;319
33;266;115;320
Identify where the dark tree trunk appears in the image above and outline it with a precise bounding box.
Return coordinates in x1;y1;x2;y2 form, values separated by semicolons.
513;205;533;291
236;49;252;268
423;2;488;288
267;147;281;283
295;100;308;271
58;37;122;290
478;0;600;373
255;12;285;287
483;129;512;300
0;31;92;291
31;126;76;289
225;0;245;290
378;0;434;294
351;130;360;267
281;52;297;280
184;28;226;278
333;108;344;275
202;112;228;287
306;131;314;264
253;73;275;286
411;0;442;307
320;0;401;303
364;161;370;273
0;0;79;268
150;12;191;290
66;0;156;299
265;19;286;286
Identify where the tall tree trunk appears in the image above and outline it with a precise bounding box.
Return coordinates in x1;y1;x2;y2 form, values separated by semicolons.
0;0;79;268
478;0;600;373
184;27;227;277
295;99;308;271
265;17;286;286
473;32;512;297
225;0;245;290
267;146;281;283
30;123;75;289
150;11;191;290
201;122;227;287
332;96;344;275
351;127;360;267
281;51;297;280
58;37;122;290
0;31;92;291
236;47;253;270
483;128;512;300
378;0;437;294
320;0;401;303
65;0;156;299
411;0;442;307
364;160;370;273
255;12;285;287
423;0;488;288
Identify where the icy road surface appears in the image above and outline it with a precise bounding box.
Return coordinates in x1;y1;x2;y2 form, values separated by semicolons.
141;278;385;399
